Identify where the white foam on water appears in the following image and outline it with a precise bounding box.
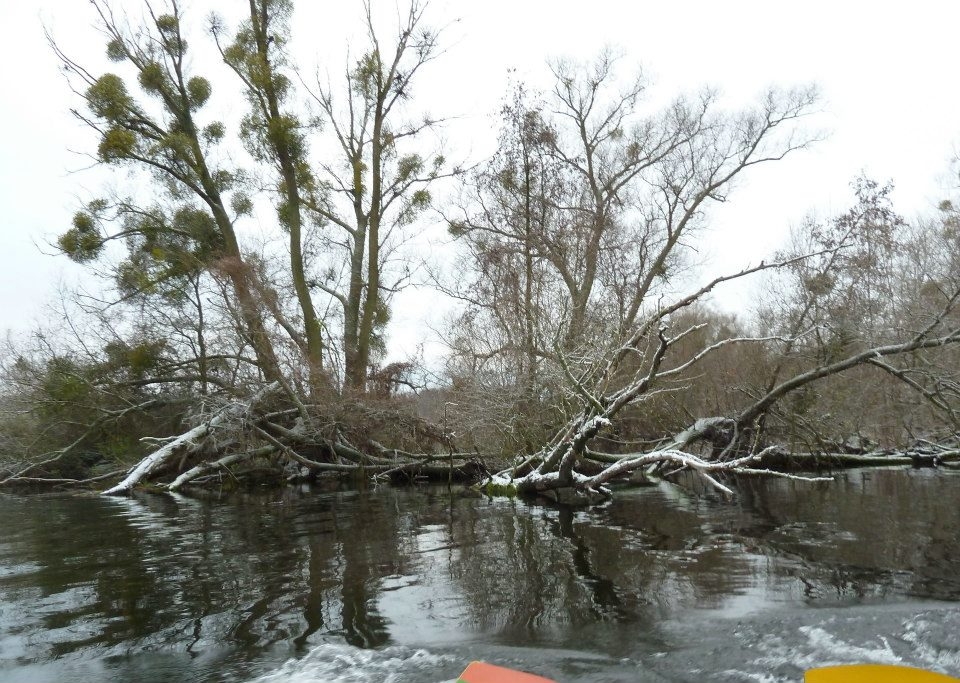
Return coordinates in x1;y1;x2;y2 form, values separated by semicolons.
712;609;960;682
714;672;782;683
902;615;960;674
742;624;903;675
797;626;903;666
705;626;904;683
246;643;456;683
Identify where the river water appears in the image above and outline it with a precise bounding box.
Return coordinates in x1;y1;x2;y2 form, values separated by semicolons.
1;468;959;682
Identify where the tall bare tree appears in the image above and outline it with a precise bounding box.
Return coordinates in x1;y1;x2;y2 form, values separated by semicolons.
306;0;449;391
449;55;820;460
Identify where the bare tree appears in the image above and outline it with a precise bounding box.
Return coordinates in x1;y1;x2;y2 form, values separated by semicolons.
449;55;829;492
753;178;960;451
305;0;451;392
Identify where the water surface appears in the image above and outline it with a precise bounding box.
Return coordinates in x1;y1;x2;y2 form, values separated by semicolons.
1;468;959;682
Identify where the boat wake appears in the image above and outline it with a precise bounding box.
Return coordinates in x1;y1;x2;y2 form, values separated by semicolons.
676;604;960;682
238;604;960;683
244;644;457;683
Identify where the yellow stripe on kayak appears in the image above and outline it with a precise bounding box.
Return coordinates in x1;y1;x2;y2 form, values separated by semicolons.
806;664;959;682
457;661;557;683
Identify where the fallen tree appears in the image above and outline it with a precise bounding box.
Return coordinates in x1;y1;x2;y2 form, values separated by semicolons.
477;269;960;503
93;387;485;494
4;291;959;497
756;448;960;470
102;382;282;494
6;241;960;497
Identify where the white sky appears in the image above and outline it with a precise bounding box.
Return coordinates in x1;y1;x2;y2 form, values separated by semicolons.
2;0;959;358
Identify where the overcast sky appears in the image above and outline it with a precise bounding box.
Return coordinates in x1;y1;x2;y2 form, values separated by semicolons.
2;0;959;356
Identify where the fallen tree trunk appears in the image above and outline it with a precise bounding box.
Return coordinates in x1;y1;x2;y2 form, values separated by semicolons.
102;382;281;495
477;285;960;504
481;445;832;504
757;448;960;471
278;443;485;481
166;446;277;491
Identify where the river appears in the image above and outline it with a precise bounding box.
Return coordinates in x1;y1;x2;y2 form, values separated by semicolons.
1;468;959;682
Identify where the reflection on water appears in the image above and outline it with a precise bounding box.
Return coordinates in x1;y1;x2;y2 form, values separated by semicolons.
0;469;958;682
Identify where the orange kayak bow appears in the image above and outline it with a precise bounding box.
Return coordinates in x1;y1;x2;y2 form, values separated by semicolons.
457;661;556;683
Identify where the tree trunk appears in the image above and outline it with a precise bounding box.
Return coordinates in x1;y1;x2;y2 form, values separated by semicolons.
248;0;325;389
102;382;280;495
